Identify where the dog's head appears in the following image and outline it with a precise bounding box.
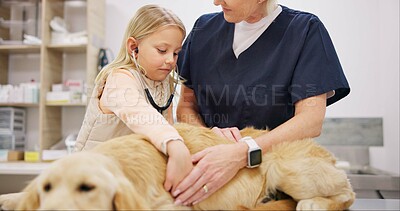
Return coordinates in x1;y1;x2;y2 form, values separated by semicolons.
17;151;149;210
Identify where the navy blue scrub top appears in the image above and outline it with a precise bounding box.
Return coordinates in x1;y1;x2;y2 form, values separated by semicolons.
178;5;350;130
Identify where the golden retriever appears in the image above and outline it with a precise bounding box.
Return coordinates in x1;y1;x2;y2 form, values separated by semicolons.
0;123;355;210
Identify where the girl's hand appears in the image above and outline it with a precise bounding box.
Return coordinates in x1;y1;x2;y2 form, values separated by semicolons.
164;141;193;192
172;142;248;206
211;127;242;142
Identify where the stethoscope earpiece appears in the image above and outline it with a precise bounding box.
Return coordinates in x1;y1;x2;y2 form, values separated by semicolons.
131;48;138;58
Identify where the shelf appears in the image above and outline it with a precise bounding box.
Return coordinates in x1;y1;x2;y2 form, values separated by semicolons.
1;0;105;160
0;45;41;54
0;103;39;107
47;44;87;53
0;161;51;175
0;17;36;29
46;102;86;107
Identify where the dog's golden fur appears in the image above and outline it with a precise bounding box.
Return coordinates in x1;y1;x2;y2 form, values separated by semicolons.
1;123;355;210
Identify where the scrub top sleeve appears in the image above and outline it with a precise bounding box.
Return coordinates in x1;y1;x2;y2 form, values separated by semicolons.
178;15;208;89
290;17;350;106
178;25;195;89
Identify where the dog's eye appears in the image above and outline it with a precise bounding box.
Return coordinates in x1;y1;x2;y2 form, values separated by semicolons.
43;183;52;192
78;183;95;192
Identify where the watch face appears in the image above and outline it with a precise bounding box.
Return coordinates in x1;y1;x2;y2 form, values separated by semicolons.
249;149;262;166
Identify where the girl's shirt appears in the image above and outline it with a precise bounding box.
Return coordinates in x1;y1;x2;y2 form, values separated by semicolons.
75;69;182;153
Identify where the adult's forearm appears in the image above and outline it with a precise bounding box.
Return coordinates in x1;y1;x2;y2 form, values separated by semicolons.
177;85;206;127
255;94;326;153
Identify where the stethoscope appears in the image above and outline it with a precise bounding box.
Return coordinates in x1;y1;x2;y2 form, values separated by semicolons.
131;48;178;114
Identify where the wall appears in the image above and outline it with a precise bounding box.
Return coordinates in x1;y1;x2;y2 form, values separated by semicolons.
104;0;399;174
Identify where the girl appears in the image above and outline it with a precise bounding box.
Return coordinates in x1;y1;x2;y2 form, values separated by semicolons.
75;4;192;192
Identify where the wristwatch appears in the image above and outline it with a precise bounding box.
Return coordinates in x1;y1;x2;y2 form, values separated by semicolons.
240;136;262;168
161;138;183;156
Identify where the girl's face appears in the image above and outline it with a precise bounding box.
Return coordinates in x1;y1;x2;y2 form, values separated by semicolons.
213;0;266;23
136;26;184;82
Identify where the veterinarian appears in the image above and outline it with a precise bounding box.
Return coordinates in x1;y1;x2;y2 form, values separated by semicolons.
173;0;350;206
75;5;193;193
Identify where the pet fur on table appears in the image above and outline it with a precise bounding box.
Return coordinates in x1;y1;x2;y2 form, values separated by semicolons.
0;123;355;210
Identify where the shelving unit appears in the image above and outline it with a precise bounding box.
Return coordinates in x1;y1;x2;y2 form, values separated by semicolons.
0;103;38;107
0;45;40;53
0;0;105;160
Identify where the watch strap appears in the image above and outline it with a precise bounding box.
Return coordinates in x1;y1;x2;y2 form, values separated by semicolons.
240;136;262;168
240;136;260;150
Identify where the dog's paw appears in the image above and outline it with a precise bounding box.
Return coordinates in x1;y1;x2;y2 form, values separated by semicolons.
296;199;327;211
0;192;25;211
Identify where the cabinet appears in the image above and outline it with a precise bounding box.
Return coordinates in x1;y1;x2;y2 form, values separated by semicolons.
0;0;105;159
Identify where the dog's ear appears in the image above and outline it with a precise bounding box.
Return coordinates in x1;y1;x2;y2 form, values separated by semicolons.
0;192;27;210
16;178;40;210
113;176;150;210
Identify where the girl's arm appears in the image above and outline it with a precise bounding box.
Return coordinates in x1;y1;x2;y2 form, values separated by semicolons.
100;69;193;192
100;69;183;154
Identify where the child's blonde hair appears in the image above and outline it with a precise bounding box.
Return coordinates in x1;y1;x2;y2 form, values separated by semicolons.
95;4;186;84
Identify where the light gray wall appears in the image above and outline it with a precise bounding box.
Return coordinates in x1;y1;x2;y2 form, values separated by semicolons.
104;0;399;175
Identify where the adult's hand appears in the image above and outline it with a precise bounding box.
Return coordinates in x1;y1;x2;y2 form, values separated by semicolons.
172;142;248;206
164;141;193;192
211;127;242;142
